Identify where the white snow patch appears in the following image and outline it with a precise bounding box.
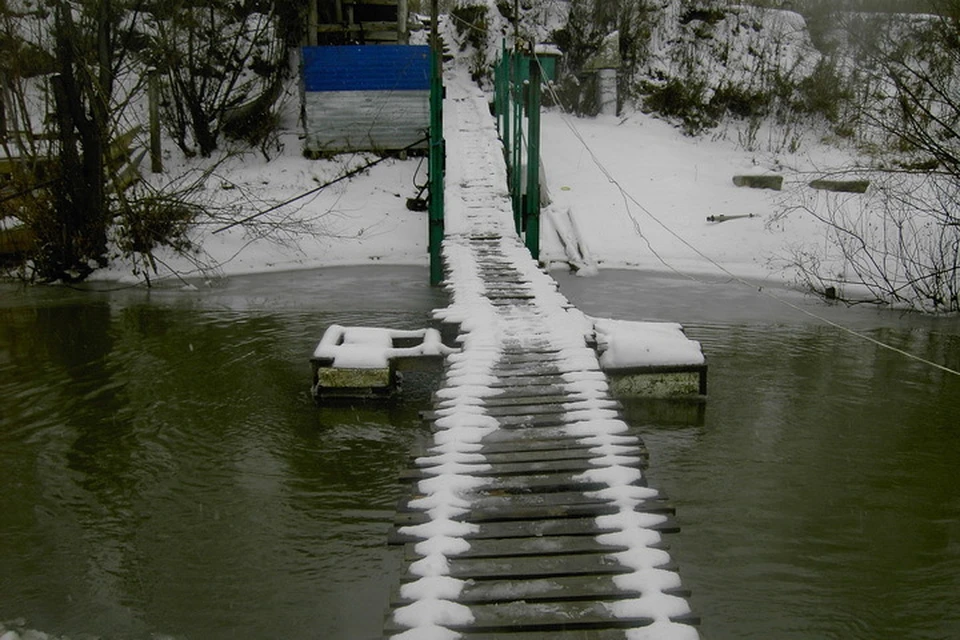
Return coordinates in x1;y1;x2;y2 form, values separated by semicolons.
587;485;660;503
400;576;467;601
624;620;700;640
313;325;455;369
392;598;474;627
606;592;692;620
391;624;462;640
598;510;670;531
577;466;643;488
597;528;662;549
594;319;705;368
564;419;631;437
398;519;479;540
613;568;684;593
414;535;472;557
408;491;473;512
410;553;452;578
612;547;673;570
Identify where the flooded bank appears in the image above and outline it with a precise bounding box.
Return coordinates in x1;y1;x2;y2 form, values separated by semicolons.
1;266;958;639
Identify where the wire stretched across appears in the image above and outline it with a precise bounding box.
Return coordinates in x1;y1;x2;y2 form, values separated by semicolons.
528;51;960;378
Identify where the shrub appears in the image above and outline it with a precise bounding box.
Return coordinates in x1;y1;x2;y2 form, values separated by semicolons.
795;59;851;123
642;78;715;134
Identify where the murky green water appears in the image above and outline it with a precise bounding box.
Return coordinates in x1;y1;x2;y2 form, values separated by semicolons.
555;270;960;640
2;266;959;639
0;267;445;640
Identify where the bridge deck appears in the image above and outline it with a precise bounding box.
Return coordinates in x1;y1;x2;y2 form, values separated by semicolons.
384;79;699;639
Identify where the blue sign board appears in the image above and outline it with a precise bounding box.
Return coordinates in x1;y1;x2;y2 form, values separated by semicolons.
302;45;431;93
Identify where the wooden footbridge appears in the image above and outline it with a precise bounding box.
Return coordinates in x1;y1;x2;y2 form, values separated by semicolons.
380;79;701;639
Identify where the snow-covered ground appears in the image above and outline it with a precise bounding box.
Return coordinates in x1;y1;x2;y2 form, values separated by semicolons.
93;136;432;283
94;90;855;290
538;109;850;282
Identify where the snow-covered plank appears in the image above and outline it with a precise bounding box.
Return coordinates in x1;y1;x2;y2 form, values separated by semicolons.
474;447;631;467
386;600;697;634
389;514;679;545
453;629;660;640
475;434;643;454
407;535;630;562
392;577;687;609
445;553;639;581
385;76;698;640
422;399;620;421
399;456;644;481
466;491;628;512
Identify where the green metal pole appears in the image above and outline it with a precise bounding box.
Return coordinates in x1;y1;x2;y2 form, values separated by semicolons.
428;1;444;286
525;60;541;260
502;48;511;199
511;54;523;235
496;41;506;137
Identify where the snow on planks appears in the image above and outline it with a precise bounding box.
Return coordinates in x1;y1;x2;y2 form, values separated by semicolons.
383;77;699;639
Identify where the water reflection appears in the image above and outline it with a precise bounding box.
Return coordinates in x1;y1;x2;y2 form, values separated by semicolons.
557;270;960;640
0;267;442;640
3;266;959;640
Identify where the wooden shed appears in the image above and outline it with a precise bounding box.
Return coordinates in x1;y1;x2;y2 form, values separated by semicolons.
307;0;410;45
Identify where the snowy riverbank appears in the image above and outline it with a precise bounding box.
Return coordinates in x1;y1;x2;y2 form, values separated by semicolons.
93;95;857;291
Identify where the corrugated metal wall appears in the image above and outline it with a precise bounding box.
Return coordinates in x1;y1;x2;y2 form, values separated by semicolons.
302;45;431;154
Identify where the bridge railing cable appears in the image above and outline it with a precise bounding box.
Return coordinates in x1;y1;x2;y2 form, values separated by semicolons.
529;51;960;378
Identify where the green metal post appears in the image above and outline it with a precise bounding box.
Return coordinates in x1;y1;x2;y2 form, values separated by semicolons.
496;41;507;139
511;54;524;235
502;49;512;214
428;7;444;286
525;60;541;260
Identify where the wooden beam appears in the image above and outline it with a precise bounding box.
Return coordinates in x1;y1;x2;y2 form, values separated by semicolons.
308;0;318;46
397;0;408;43
315;21;397;32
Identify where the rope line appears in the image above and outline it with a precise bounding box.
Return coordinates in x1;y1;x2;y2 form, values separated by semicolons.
212;136;427;234
528;52;960;378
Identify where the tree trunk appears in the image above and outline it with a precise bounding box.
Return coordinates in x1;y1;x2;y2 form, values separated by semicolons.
44;1;110;280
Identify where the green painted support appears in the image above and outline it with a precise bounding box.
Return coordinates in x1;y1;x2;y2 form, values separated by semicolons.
497;41;509;145
494;48;543;259
511;53;523;235
428;46;444;286
525;61;541;260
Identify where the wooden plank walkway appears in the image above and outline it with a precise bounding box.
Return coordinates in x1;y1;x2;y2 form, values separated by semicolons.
383;78;699;639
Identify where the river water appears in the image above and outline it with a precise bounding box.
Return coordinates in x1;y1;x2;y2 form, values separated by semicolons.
1;266;959;640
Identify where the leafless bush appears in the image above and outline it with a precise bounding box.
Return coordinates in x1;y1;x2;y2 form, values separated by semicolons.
778;169;960;311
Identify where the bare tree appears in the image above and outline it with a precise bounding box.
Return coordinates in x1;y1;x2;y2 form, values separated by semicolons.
146;0;289;157
780;2;960;311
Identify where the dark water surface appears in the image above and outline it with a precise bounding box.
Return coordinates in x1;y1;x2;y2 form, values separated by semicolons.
555;270;960;640
1;267;444;640
2;266;959;639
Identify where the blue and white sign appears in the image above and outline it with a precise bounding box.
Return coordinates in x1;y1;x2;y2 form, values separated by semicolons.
302;45;431;153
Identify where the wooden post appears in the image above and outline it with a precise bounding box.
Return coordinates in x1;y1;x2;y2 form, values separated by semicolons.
0;72;14;141
398;0;408;44
308;0;318;46
148;70;162;173
0;72;6;142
